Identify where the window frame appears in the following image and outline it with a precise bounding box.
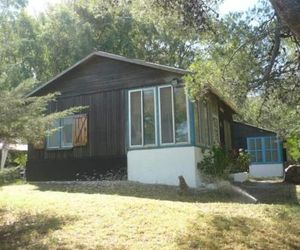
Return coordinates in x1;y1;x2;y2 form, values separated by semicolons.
247;136;282;164
46;116;74;150
128;87;157;148
158;85;176;145
128;84;190;149
61;116;74;149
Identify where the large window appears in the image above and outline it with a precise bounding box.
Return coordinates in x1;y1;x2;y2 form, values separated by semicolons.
129;88;156;147
247;136;282;164
128;85;189;148
158;86;189;145
159;86;174;144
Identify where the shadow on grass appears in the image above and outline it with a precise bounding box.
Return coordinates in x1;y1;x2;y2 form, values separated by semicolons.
30;181;299;204
0;208;76;250
30;181;256;204
176;208;300;249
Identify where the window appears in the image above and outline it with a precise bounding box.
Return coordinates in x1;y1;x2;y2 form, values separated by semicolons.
247;136;282;164
159;86;174;144
129;88;156;147
46;115;88;149
128;85;189;148
130;91;142;146
47;120;60;149
143;89;156;145
61;117;73;148
174;87;189;143
47;117;74;149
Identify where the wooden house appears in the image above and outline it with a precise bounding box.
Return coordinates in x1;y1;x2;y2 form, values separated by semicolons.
26;51;236;187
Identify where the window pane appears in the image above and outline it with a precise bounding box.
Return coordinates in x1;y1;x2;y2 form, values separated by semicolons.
257;151;263;162
130;91;142;146
271;137;277;149
272;150;278;162
199;102;209;146
256;138;262;150
265;150;272;162
265;137;271;149
48;120;60;148
160;87;174;143
61;117;73;147
174;87;188;143
250;151;256;162
194;103;200;144
249;139;255;150
143;89;156;145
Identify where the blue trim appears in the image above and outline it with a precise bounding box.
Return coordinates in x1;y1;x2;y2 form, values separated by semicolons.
189;100;195;146
246;136;283;164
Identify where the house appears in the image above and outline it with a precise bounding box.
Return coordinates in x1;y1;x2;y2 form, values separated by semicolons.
233;121;284;178
26;51;236;187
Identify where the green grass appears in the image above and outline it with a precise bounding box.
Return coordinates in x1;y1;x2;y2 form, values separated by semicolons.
0;182;299;250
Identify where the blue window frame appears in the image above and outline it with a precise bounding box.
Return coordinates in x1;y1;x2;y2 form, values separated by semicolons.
47;117;74;150
247;136;282;164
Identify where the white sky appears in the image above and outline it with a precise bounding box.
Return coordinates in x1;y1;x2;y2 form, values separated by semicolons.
27;0;258;16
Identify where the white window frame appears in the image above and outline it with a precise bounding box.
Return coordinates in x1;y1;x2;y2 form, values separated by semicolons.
158;85;190;146
158;85;176;145
128;87;157;148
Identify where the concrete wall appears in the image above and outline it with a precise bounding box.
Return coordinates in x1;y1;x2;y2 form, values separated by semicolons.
249;163;284;178
127;146;204;188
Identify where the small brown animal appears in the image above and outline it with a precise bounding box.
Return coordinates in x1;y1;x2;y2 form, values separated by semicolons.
178;175;189;194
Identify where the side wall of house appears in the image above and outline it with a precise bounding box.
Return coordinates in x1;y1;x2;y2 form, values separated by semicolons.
233;122;276;150
27;56;181;181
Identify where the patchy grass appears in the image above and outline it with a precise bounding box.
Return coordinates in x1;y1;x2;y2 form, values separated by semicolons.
0;182;299;250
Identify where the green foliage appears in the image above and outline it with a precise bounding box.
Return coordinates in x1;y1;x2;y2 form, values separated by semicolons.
0;79;85;145
13;152;27;167
198;147;250;179
198;147;231;179
0;167;22;186
286;135;300;162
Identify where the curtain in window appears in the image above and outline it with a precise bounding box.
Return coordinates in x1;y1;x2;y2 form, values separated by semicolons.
130;91;142;146
160;87;174;144
174;87;188;143
143;89;155;145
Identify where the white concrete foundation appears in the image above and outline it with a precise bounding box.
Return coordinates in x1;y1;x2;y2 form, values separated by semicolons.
249;163;284;178
127;146;204;188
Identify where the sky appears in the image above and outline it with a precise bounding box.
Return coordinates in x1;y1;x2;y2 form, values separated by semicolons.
27;0;258;16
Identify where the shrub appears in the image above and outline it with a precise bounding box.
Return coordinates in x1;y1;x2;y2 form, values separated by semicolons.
0;167;23;186
198;147;250;179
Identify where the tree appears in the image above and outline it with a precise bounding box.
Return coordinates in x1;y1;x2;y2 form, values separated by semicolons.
270;0;300;38
0;80;83;147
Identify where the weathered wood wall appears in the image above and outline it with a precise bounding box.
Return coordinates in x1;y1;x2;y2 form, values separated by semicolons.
26;55;182;180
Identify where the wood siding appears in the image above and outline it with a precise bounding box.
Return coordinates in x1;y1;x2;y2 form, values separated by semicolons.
28;56;182;163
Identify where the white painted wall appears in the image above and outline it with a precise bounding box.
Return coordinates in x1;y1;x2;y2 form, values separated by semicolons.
127;146;204;188
249;163;284;178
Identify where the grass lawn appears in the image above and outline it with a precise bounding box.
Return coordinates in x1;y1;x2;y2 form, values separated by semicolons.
0;181;299;250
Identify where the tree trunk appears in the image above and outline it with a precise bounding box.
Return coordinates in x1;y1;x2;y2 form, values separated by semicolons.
270;0;300;38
